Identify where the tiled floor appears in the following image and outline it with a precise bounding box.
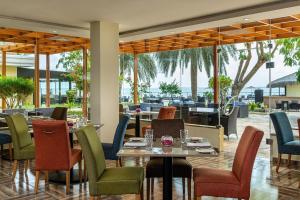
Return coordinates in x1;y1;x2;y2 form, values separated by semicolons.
0;113;300;199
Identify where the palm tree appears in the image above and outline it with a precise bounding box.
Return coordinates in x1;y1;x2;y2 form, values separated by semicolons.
155;45;237;100
119;53;157;98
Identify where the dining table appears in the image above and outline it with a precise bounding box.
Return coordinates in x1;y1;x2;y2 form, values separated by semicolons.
126;111;159;137
117;138;218;200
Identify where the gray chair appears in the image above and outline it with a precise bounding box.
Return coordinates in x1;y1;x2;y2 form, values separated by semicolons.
221;106;240;139
35;108;55;117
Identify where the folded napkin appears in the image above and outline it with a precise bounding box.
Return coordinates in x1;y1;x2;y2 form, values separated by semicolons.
124;142;147;147
186;142;211;148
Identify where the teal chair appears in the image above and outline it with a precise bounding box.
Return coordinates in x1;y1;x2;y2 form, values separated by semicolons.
77;125;144;199
5;113;35;180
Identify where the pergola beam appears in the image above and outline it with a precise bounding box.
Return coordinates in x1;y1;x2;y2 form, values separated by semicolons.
34;39;40;108
45;53;50;107
133;53;138;104
82;47;88;118
1;50;6;109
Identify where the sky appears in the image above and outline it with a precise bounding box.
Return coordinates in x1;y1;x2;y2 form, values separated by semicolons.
126;45;299;89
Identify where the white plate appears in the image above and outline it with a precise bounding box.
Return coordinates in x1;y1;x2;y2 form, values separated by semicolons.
129;137;144;142
195;148;215;154
124;142;147;147
189;137;203;142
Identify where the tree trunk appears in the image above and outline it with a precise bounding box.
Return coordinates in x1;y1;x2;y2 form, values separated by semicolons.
231;84;242;97
190;63;198;101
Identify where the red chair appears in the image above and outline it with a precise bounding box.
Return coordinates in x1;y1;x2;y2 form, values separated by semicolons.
32;120;82;194
193;126;264;200
141;106;176;136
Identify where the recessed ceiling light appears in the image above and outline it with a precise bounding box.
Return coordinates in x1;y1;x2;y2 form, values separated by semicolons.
52;30;57;33
244;18;250;21
120;40;124;42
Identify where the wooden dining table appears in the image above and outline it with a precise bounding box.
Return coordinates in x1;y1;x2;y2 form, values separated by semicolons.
118;139;218;200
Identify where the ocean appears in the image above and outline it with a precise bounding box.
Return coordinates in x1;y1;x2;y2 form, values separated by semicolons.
120;87;284;98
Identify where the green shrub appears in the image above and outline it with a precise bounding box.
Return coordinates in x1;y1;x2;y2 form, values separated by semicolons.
0;77;34;108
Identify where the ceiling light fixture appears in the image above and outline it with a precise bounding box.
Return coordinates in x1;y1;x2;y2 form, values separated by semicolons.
243;18;250;21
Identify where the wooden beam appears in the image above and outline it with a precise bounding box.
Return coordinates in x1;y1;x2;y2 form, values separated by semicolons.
213;45;219;105
133;53;138;104
45;53;50;107
34;39;40;108
82;47;88;118
1;50;6;109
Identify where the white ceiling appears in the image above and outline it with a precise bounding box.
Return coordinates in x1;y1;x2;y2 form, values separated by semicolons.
0;0;299;40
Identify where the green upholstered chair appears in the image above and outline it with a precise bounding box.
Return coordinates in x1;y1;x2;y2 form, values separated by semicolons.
77;125;144;199
5;113;35;180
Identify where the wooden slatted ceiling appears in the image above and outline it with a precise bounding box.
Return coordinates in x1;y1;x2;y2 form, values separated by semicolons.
119;14;300;54
0;28;89;54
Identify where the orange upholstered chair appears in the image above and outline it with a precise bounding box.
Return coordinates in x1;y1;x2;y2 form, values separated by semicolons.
141;106;176;136
32;120;82;194
193;126;264;200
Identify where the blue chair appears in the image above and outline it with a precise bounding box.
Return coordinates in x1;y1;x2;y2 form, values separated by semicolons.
0;133;12;161
270;112;300;173
102;114;130;166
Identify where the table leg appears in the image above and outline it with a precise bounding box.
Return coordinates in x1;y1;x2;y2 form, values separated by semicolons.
135;115;140;137
163;157;173;200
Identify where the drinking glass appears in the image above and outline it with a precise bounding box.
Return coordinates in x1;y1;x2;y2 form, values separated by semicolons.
144;129;154;150
180;129;189;144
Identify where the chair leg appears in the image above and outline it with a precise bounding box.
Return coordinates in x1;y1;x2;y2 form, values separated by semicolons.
79;160;82;183
118;158;122;167
66;170;70;194
34;171;40;193
24;160;29;172
12;160;18;180
276;153;282;173
45;171;49;183
140;182;144;200
84;161;87;181
147;178;150;200
151;178;154;194
288;154;292;167
188;178;191;200
8;143;12;161
115;160;119;167
182;178;186;198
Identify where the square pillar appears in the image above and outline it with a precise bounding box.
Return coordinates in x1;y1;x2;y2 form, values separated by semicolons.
90;21;119;142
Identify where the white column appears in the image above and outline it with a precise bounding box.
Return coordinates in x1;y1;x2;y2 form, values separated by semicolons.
90;21;119;142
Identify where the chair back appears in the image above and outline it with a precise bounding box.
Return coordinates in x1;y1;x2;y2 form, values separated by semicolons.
112;114;130;155
5;113;32;150
77;125;106;184
32;120;72;170
35;108;55;117
232;126;263;195
157;106;176;120
51;107;68;120
270;112;294;146
151;119;184;138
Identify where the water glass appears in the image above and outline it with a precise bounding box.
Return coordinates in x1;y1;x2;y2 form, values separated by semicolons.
180;129;189;144
144;129;154;150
